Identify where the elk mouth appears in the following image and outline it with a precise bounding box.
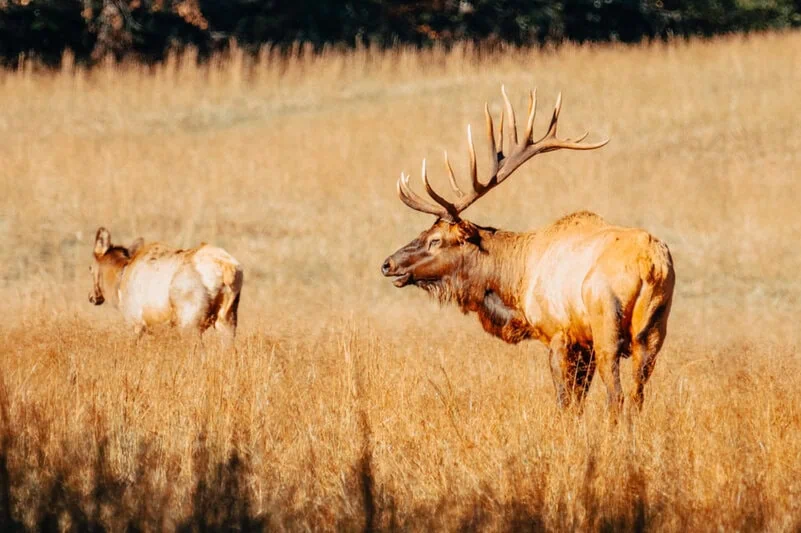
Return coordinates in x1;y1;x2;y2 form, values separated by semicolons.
392;272;412;287
391;273;443;290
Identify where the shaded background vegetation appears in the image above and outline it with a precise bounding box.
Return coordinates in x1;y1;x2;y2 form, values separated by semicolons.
1;0;801;66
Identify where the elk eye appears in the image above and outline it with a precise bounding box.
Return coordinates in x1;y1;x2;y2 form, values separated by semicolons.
428;239;441;250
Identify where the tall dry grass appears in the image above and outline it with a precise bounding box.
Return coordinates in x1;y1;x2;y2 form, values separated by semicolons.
1;32;801;530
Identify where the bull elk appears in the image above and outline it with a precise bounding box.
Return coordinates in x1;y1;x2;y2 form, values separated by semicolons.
89;228;243;345
381;87;675;415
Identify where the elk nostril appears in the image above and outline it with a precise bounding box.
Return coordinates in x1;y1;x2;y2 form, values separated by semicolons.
381;259;392;275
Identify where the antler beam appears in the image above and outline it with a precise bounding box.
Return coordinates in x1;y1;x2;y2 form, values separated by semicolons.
396;86;609;222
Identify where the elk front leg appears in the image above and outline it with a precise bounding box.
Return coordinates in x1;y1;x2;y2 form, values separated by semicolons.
550;338;596;414
548;333;572;410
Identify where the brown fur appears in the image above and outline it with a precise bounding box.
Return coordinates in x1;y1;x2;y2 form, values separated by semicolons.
383;212;675;417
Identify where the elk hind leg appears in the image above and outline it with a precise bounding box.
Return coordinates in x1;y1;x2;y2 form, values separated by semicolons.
215;291;241;348
630;298;671;411
171;285;211;353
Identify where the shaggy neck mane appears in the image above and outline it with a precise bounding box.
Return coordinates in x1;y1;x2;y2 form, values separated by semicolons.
436;227;531;315
452;227;535;343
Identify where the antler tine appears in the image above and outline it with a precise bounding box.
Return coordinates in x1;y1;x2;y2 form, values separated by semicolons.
485;103;499;178
542;91;563;141
534;94;610;152
421;159;460;220
491;90;609;187
444;150;464;198
397;172;449;218
522;88;537;144
498;107;505;156
557;130;608;150
396;87;608;221
568;131;590;144
547;136;610;151
467;124;481;192
501;85;518;147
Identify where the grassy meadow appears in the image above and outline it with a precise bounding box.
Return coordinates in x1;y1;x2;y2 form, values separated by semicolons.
2;32;801;530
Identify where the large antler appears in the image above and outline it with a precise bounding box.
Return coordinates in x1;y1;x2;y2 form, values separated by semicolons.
397;86;609;222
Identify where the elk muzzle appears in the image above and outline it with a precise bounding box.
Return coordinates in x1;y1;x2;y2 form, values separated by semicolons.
381;256;412;287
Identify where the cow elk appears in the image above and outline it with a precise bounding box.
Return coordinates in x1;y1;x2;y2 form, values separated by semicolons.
381;87;675;417
89;228;243;345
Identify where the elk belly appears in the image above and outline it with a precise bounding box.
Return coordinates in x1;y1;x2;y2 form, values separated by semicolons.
141;306;174;327
119;260;176;326
477;291;533;344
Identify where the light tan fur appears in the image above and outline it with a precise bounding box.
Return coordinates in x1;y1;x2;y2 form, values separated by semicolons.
384;211;674;416
383;87;675;417
89;227;243;345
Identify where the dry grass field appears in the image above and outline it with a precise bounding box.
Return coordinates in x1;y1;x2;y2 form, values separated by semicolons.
2;32;801;531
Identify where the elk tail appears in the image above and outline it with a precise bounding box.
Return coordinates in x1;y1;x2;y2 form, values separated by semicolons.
222;261;242;290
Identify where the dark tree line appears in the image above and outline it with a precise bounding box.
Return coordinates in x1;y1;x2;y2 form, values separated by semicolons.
1;0;800;66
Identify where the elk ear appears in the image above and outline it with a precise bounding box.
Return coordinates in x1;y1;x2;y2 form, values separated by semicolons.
128;237;144;257
454;220;479;242
455;221;485;250
94;227;111;257
465;231;483;249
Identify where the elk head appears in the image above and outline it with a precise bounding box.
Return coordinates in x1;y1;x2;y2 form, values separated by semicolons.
382;86;608;297
381;217;482;300
89;227;143;307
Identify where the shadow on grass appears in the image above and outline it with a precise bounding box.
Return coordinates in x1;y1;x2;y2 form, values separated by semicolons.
0;371;780;532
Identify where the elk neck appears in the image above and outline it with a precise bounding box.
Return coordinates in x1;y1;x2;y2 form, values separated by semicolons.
455;226;532;315
101;248;132;307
